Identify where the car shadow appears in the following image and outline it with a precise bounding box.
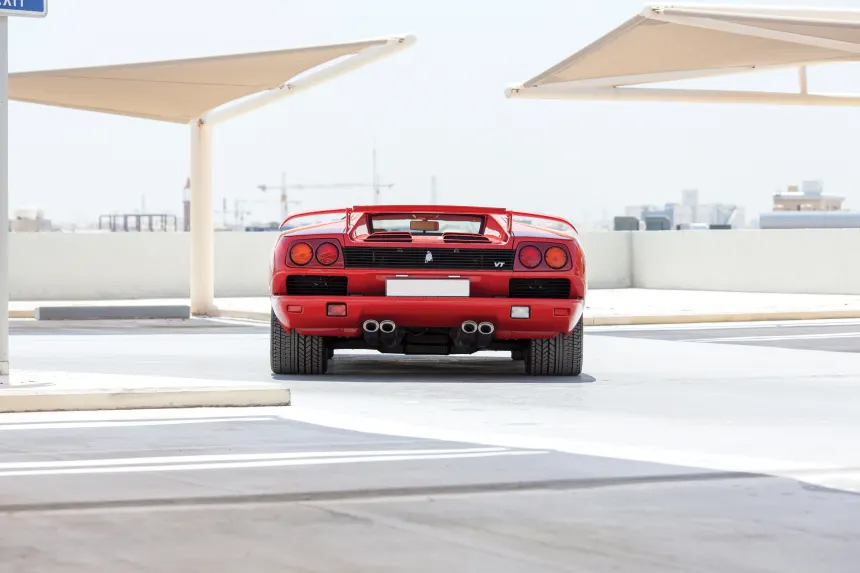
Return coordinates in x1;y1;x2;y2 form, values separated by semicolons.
272;354;596;383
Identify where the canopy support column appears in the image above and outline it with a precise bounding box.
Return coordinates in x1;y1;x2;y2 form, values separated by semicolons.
0;17;8;378
189;119;214;316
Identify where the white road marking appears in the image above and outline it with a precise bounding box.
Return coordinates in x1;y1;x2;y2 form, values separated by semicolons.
0;449;544;477
686;332;860;343
587;319;860;333
0;417;274;431
0;447;509;470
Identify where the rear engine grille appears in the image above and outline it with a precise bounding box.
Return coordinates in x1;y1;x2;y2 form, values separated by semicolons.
365;232;413;243
443;233;491;244
343;247;515;270
509;278;571;299
286;275;348;296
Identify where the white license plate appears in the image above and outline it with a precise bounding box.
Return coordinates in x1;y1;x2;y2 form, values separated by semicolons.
385;279;470;297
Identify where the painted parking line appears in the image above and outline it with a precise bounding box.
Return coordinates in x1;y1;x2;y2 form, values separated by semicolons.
0;447;545;477
685;332;860;343
587;319;860;333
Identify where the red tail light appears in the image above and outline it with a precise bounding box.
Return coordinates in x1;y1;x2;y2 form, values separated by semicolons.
518;245;541;268
544;246;568;269
289;242;313;266
315;242;339;266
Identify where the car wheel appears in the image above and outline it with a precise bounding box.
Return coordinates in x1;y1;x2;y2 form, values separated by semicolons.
525;317;583;376
270;310;328;375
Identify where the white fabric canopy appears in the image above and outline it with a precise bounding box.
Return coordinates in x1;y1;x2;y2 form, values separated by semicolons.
7;34;415;316
507;4;860;106
9;39;389;123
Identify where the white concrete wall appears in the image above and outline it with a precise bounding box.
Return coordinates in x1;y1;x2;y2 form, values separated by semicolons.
214;232;277;298
11;233;190;301
577;232;631;289
631;229;860;294
10;232;278;300
8;229;860;300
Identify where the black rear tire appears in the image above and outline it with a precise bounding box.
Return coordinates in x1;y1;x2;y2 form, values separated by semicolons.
525;318;583;376
270;310;328;375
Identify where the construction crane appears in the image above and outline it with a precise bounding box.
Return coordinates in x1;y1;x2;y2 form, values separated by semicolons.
258;175;394;219
258;145;394;218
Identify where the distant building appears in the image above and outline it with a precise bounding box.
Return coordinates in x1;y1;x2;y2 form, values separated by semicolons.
11;207;52;232
622;189;743;230
681;188;699;208
760;180;855;229
759;211;860;229
772;180;844;211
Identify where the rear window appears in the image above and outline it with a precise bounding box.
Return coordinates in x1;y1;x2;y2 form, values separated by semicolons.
370;214;484;235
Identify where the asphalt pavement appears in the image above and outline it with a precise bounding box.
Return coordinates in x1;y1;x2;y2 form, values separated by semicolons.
1;409;859;573
2;317;860;572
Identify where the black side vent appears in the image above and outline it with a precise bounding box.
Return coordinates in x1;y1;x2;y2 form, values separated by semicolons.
287;275;348;296
509;278;571;299
443;233;491;243
365;232;413;243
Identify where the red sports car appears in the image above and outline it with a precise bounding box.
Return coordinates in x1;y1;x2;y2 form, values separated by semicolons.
269;205;586;376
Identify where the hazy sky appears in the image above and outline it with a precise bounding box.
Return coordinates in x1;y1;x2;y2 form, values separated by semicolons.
9;0;860;227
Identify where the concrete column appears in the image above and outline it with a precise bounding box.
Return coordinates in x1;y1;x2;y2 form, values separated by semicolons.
0;18;8;377
189;120;215;316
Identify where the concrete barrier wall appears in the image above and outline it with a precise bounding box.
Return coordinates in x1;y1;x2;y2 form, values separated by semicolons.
11;232;279;300
576;232;631;289
631;228;860;294
11;233;190;300
214;232;277;298
8;229;860;300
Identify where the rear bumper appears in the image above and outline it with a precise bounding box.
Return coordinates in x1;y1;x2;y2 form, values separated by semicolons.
272;295;584;339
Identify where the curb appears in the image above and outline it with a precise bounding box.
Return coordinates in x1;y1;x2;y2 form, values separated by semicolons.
215;308;270;321
0;387;291;413
35;305;190;321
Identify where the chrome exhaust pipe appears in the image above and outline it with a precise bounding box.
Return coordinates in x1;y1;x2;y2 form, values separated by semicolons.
478;322;495;335
379;320;398;347
476;321;494;348
363;319;380;346
452;320;478;348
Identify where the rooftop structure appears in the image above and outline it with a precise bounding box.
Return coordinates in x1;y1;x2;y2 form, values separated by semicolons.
773;181;845;211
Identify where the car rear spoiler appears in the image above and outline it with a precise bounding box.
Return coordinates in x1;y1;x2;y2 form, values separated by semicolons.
280;208;350;231
508;211;578;234
280;206;577;235
350;204;509;215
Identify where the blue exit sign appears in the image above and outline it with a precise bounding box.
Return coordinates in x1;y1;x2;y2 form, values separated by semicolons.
0;0;47;17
